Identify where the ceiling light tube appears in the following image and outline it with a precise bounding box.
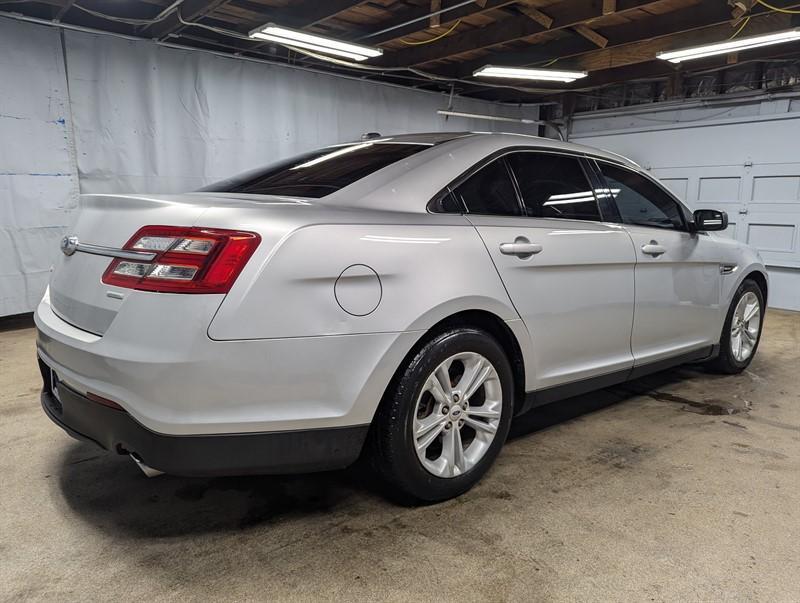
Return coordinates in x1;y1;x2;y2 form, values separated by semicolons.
657;27;800;63
473;65;588;83
249;24;383;62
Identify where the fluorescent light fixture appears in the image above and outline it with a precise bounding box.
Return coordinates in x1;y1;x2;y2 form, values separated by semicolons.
473;65;587;83
657;27;800;63
437;110;541;124
249;24;383;62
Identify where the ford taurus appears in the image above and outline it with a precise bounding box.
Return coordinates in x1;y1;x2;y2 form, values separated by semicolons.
35;132;767;502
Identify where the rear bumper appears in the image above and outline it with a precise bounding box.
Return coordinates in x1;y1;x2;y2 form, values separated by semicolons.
39;358;369;476
35;290;418;435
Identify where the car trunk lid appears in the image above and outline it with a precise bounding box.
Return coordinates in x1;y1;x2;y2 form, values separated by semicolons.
49;193;306;335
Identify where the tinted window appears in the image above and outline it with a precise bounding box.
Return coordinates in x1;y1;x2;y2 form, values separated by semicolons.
599;163;685;230
452;159;521;216
507;152;600;221
199;142;429;198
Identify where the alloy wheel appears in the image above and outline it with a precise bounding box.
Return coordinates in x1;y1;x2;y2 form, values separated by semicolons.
412;352;502;478
730;291;761;362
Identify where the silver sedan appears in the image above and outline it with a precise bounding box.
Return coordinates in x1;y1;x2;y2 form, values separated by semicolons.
35;132;767;502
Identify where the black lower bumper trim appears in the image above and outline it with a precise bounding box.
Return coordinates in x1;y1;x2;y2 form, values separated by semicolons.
39;359;369;476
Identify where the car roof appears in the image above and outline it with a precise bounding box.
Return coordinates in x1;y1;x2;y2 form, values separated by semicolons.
319;132;644;213
349;131;640;169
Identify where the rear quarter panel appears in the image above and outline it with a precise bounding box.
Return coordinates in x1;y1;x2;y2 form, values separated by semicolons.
206;208;522;340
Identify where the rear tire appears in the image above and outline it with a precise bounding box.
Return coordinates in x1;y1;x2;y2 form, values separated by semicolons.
706;278;765;374
369;327;514;504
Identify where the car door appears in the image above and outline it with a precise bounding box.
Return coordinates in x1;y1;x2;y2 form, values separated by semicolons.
451;151;636;391
593;160;722;365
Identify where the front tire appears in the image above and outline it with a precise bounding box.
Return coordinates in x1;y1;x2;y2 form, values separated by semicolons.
707;278;765;374
369;328;514;504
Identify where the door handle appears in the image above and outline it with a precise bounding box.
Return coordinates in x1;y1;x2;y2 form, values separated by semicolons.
641;242;666;257
500;239;542;259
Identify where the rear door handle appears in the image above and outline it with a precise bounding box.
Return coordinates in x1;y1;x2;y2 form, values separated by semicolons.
641;242;666;257
500;239;542;259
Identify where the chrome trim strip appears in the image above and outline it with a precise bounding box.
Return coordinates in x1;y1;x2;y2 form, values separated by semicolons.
720;263;738;275
75;243;157;262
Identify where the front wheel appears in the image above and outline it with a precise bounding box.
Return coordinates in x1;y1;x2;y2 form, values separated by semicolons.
369;328;514;504
707;279;765;374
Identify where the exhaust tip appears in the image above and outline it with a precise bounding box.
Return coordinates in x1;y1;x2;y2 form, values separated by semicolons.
130;454;165;478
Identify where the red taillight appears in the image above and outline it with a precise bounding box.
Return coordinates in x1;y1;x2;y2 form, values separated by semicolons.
102;226;261;294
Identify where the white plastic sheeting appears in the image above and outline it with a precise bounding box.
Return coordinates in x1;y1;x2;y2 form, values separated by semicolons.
0;17;537;317
0;19;79;317
65;29;532;194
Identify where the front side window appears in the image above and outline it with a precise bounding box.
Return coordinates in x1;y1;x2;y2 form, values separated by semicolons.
200;142;430;198
451;158;521;216
506;152;601;221
598;162;685;230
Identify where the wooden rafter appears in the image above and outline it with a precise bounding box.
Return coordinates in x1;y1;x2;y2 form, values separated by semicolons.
382;0;662;67
573;24;608;48
448;0;800;77
363;0;520;46
520;6;553;29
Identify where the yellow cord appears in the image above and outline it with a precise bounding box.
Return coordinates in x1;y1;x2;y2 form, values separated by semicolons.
754;0;800;13
730;16;750;39
400;20;461;45
541;58;558;67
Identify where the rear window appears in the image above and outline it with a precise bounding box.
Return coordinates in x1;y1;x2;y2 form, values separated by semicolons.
199;142;430;198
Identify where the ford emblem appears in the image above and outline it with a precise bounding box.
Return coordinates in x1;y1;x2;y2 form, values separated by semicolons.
60;235;79;256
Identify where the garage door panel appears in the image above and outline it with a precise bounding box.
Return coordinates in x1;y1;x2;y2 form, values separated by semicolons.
751;175;800;203
698;176;741;205
660;177;688;201
746;222;796;253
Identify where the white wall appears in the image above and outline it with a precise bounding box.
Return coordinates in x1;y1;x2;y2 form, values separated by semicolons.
572;96;800;311
0;16;538;317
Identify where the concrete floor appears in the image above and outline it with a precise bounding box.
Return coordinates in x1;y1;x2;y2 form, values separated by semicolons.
1;311;798;602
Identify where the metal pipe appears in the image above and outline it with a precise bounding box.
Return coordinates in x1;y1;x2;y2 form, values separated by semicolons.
437;109;542;124
359;0;477;40
130;454;164;478
571;89;800;120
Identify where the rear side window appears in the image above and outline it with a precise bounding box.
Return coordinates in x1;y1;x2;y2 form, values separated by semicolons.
506;152;600;221
199;142;430;198
598;162;686;230
451;159;521;216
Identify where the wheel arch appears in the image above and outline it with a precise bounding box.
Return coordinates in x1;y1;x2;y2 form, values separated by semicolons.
374;309;529;422
743;269;769;304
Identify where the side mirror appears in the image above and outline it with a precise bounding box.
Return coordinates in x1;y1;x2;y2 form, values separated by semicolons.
693;209;728;232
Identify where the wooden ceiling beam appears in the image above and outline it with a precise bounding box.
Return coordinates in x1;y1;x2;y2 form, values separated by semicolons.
382;0;662;67
573;24;608;48
449;0;800;77
567;42;800;91
430;0;442;28
520;6;553;29
362;0;519;46
571;11;794;71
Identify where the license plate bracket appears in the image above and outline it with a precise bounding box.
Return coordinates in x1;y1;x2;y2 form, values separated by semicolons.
50;368;62;403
